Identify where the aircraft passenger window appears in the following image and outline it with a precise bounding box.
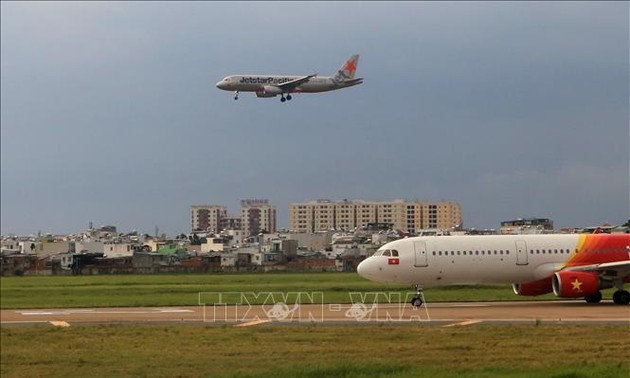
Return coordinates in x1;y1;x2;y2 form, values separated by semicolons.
554;249;558;254
392;250;399;257
457;251;460;255
383;250;391;256
432;252;436;256
475;251;479;255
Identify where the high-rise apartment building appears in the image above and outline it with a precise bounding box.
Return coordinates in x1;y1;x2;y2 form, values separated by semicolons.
191;200;277;236
241;199;276;236
191;205;228;233
289;199;462;233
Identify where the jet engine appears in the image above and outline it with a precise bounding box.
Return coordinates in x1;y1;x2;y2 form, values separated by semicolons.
255;86;283;97
512;278;553;296
552;271;607;298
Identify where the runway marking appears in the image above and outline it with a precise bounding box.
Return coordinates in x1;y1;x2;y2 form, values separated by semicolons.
450;304;490;307
156;309;194;313
443;319;483;327
50;321;70;327
18;309;194;316
235;319;271;327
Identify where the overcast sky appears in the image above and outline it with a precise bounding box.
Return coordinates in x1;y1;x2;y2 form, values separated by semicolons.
1;1;628;236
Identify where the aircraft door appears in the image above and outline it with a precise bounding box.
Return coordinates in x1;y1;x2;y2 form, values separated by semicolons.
515;240;528;265
414;241;428;267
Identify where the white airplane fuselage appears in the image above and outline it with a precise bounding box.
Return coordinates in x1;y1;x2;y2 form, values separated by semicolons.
217;75;362;93
360;235;579;285
357;234;630;304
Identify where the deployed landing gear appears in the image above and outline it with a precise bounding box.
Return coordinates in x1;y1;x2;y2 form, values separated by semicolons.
584;291;602;304
410;284;424;307
280;93;292;103
612;290;630;305
234;91;239;100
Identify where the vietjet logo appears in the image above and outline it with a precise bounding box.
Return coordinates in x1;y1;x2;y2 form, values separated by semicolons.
571;278;583;292
388;258;399;265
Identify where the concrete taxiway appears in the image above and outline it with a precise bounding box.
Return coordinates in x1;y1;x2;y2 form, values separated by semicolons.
2;301;629;327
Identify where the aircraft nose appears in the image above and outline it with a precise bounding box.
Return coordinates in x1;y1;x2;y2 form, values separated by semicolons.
357;258;374;280
216;80;227;89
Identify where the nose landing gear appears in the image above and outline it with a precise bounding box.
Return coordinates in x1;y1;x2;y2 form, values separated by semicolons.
411;284;424;307
234;91;239;100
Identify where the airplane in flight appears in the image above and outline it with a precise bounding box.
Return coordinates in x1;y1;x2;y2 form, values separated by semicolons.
357;233;630;307
216;54;363;102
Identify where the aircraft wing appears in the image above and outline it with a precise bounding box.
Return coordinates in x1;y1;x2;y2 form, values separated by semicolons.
276;74;317;91
563;260;630;280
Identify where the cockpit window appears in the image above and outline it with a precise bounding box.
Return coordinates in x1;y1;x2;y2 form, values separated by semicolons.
382;250;391;256
391;250;399;257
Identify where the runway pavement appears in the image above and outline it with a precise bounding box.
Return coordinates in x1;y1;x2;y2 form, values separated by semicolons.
2;300;629;327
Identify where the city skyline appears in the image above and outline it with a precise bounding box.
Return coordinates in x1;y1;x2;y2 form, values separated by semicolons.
3;196;624;238
2;2;628;236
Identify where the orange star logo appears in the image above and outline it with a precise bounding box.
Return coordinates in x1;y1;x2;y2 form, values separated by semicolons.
345;60;356;75
571;278;583;292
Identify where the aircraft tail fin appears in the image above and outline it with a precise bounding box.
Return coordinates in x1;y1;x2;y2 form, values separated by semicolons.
333;54;360;82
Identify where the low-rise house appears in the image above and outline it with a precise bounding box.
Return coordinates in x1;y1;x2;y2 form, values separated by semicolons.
103;242;135;258
201;237;227;253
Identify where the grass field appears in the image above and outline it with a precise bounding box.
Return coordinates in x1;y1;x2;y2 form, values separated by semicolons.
0;272;565;309
1;324;628;377
2;273;628;377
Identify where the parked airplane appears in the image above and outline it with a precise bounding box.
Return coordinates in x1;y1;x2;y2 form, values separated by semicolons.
216;54;363;102
357;234;630;306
